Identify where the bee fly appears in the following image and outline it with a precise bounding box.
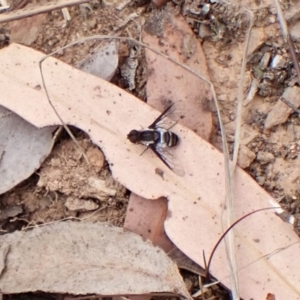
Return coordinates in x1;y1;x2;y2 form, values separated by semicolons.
127;103;184;176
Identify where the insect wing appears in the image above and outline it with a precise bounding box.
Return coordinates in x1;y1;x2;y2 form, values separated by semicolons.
149;143;185;177
149;102;183;130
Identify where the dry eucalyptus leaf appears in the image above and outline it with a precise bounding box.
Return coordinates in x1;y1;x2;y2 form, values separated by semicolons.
1;44;300;299
0;221;190;297
0;105;56;194
168;248;205;277
125;10;213;252
124;194;174;252
144;10;212;141
9;13;47;46
77;40;119;81
0;205;23;221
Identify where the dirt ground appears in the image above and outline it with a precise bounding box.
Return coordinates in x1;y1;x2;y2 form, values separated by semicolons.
0;0;300;298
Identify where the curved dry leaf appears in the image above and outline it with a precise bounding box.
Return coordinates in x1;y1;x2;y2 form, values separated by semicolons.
0;221;190;297
143;10;212;141
168;248;205;277
0;205;23;221
0;105;55;194
125;11;213;253
9;13;47;46
124;194;174;252
77;40;119;81
1;44;300;299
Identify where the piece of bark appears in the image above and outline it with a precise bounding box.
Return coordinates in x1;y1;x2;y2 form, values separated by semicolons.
265;86;300;129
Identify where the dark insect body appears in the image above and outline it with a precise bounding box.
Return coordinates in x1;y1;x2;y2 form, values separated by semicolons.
127;103;184;176
127;128;179;148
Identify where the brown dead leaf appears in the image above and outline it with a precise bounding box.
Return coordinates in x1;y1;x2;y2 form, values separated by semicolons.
124;194;174;252
1;44;300;299
125;9;213;255
9;13;47;46
168;248;205;277
0;205;23;221
0;221;190;297
143;9;212;140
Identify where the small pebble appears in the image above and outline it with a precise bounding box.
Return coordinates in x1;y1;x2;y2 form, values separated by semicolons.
256;151;274;165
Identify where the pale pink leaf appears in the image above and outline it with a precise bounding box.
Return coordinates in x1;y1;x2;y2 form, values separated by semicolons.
0;221;189;297
125;11;213;252
0;44;299;299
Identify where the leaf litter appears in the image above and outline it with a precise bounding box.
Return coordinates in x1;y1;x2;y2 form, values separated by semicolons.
1;0;300;299
1;40;300;299
0;105;56;195
0;221;190;298
124;8;213;268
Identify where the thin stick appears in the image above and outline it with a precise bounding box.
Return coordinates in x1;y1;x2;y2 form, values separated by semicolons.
273;0;300;84
280;96;300;114
211;2;254;298
226;8;254;300
231;11;254;171
38;60;90;164
0;0;89;23
217;240;300;287
205;207;281;281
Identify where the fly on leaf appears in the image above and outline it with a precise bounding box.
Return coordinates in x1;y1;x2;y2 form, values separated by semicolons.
127;102;184;176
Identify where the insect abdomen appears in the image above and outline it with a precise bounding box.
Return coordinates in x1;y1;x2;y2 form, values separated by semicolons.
164;131;179;147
